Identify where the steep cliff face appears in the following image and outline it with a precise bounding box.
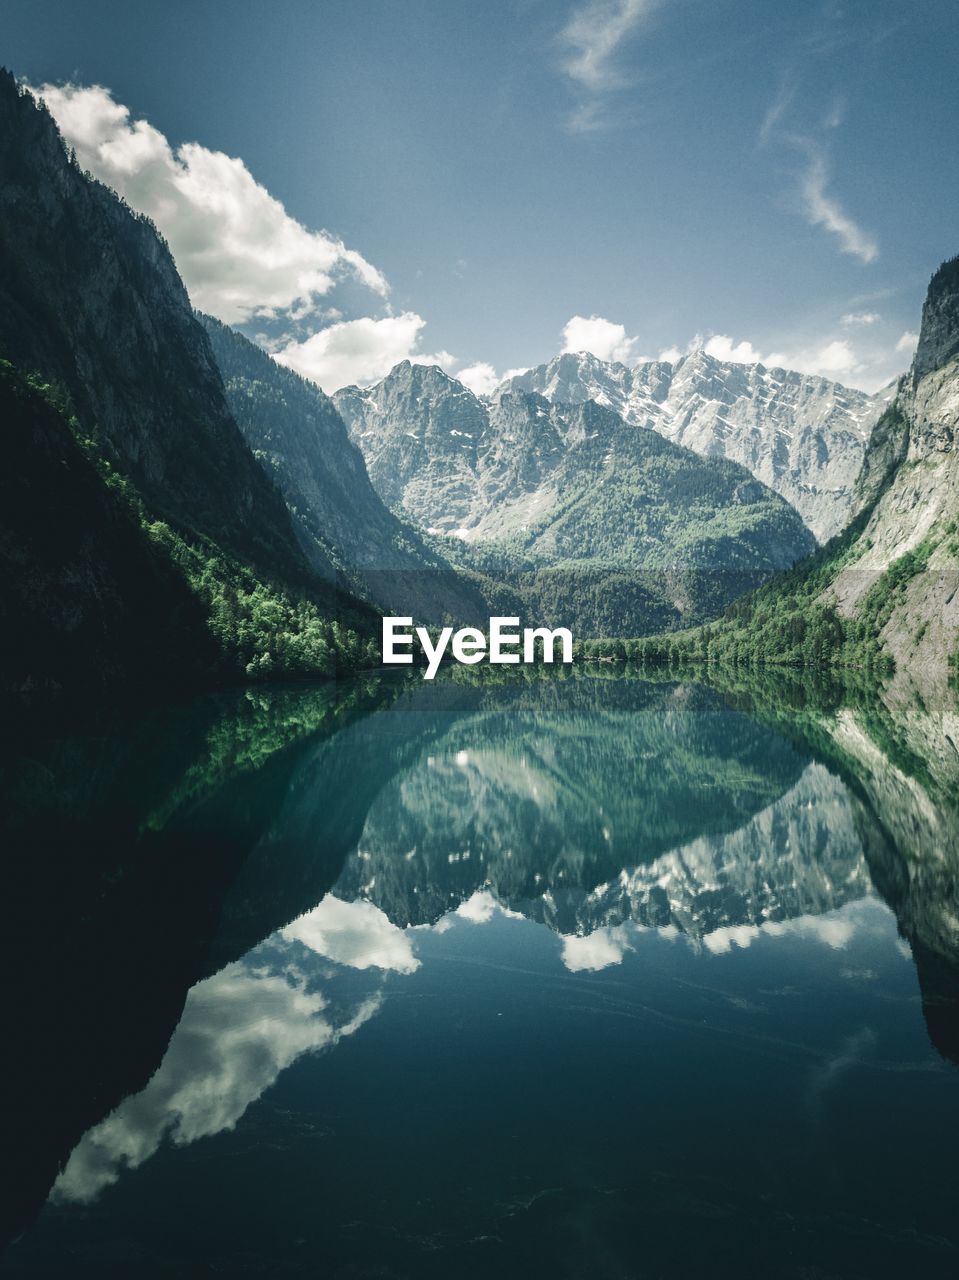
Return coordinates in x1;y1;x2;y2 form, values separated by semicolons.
913;257;959;384
0;73;307;581
335;363;813;568
828;257;959;676
638;256;959;680
503;350;892;542
200;318;489;624
0;364;216;692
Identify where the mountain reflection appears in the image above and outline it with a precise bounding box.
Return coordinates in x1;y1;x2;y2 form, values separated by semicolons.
336;757;870;943
4;668;959;1254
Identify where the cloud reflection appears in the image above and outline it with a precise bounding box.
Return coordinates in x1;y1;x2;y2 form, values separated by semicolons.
557;902;881;973
282;895;419;973
53;958;381;1205
53;893;417;1207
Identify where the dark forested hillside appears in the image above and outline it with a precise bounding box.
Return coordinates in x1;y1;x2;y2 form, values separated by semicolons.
0;73;306;582
0;72;399;691
199;315;492;626
0;363;384;692
0;72;384;693
0;362;216;692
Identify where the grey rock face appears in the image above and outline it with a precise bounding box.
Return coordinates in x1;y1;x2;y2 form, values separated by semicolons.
200;320;490;623
334;363;815;576
826;257;959;673
503;350;894;543
912;256;959;385
335;361;489;533
0;73;306;580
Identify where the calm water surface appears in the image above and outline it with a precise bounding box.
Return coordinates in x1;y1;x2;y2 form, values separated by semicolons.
2;672;958;1278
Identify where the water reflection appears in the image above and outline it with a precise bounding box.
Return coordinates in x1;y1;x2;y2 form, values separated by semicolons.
3;669;959;1276
53;951;381;1206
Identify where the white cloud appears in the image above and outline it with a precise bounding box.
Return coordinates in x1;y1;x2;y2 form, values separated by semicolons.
455;891;499;924
562;314;638;363
558;0;655;131
796;142;879;264
657;345;684;364
696;331;869;382
895;330;919;354
801;338;860;376
282;894;419;973
840;311;881;326
759;75;795;145
35;81;387;324
456;362;501;397
703;334;775;365
702;908;860;955
559;0;653;91
274;312;454;392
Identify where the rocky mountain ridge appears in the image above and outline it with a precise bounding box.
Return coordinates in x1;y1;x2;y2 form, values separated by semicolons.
334;361;815;632
0;72;306;580
501;349;894;542
199;316;490;624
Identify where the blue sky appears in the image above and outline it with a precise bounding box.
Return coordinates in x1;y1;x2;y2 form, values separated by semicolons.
6;0;959;391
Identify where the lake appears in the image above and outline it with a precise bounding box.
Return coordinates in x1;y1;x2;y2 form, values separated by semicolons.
2;669;958;1278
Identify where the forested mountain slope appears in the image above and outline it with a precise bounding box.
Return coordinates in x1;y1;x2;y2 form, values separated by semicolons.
0;72;377;691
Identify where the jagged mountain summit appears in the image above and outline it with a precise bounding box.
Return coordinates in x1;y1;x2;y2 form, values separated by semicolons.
334;360;815;633
501;350;894;543
199;316;491;625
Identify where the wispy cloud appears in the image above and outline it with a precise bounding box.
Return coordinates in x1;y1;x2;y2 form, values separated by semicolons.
558;0;656;132
795;140;879;263
840;311;881;326
823;94;846;129
758;73;879;266
759;73;795;145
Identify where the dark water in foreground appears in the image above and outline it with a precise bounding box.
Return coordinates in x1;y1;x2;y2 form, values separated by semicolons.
2;671;959;1278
